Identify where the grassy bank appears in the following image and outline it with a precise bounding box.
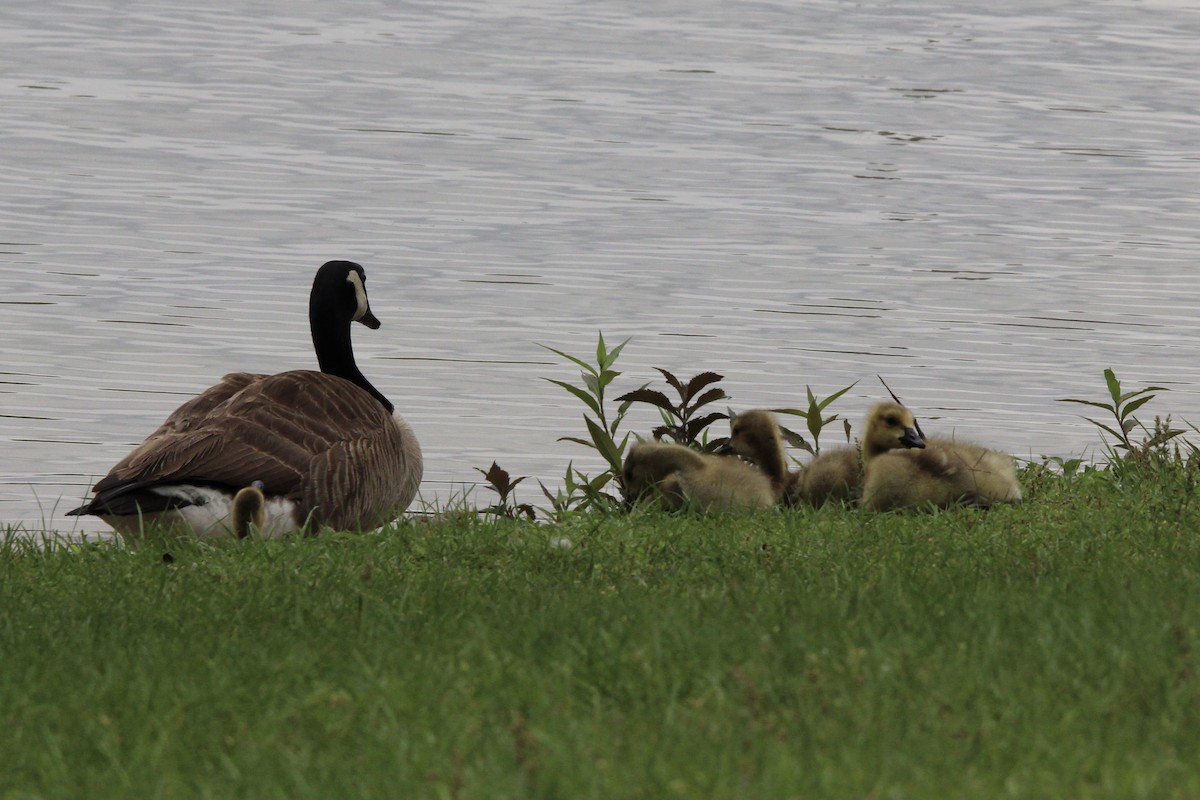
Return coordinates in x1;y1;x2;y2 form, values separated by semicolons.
3;461;1199;799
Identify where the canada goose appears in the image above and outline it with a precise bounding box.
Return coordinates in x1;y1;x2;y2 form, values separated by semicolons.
67;260;423;540
724;410;802;505
231;481;266;539
859;401;1022;511
621;441;775;512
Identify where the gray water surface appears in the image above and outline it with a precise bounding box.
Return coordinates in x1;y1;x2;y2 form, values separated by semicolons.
3;0;1198;537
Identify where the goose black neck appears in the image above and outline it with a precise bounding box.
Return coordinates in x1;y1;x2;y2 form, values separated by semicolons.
311;311;394;415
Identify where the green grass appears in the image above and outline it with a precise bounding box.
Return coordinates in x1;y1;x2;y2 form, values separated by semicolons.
4;463;1200;799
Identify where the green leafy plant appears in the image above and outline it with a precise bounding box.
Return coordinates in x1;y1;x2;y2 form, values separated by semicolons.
538;462;619;521
616;369;729;452
1059;368;1184;458
771;382;858;456
475;462;535;521
539;332;638;509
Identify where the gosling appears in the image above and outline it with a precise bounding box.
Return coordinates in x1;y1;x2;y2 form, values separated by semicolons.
799;447;862;507
859;402;1022;511
621;441;775;512
230;481;267;538
724;410;802;505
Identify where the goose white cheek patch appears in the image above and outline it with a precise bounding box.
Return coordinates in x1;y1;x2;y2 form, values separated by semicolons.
346;271;370;321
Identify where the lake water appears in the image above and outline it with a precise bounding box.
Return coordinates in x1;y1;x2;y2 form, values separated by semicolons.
3;0;1198;538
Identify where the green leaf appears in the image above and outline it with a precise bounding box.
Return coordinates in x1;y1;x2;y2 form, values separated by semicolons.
782;427;814;455
657;368;686;398
685;412;726;442
814;381;858;412
1104;368;1122;406
688;387;728;413
684;372;724;401
1084;417;1128;445
1118;394;1156;420
557;435;597;450
585;415;622;472
807;408;823;441
1117;386;1169;406
596;368;622;391
779;425;810;449
582;372;601;399
769;407;810;420
543;378;601;417
588;471;614;491
537;343;598;377
616;388;677;414
651;425;676;443
1059;398;1117;414
604;336;632;369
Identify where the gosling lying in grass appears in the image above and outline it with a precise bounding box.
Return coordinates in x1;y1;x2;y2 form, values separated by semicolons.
621;441;775;512
859;402;1022;511
724;410;803;505
230;481;266;538
799;447;862;507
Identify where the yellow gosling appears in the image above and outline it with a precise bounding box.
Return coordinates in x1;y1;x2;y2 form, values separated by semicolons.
859;402;1022;511
725;410;802;505
799;448;861;506
621;441;775;512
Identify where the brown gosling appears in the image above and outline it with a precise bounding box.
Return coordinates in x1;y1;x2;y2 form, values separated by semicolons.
231;481;267;538
859;401;1022;511
621;441;775;512
725;410;802;505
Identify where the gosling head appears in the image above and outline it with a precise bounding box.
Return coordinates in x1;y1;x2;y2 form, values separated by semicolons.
862;402;926;458
232;480;267;538
726;410;783;463
621;442;703;508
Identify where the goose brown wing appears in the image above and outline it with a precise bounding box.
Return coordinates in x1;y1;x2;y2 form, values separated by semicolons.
141;372;266;437
89;371;392;505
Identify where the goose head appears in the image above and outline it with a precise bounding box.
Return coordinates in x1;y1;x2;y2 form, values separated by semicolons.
309;260;393;413
862;402;926;459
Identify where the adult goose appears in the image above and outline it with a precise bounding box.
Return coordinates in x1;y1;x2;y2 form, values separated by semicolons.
67;260;423;540
858;401;1021;511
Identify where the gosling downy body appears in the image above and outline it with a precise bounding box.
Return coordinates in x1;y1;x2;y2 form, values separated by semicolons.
859;401;1022;511
622;441;775;512
725;410;801;505
799;447;862;507
231;481;267;539
67;261;423;541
